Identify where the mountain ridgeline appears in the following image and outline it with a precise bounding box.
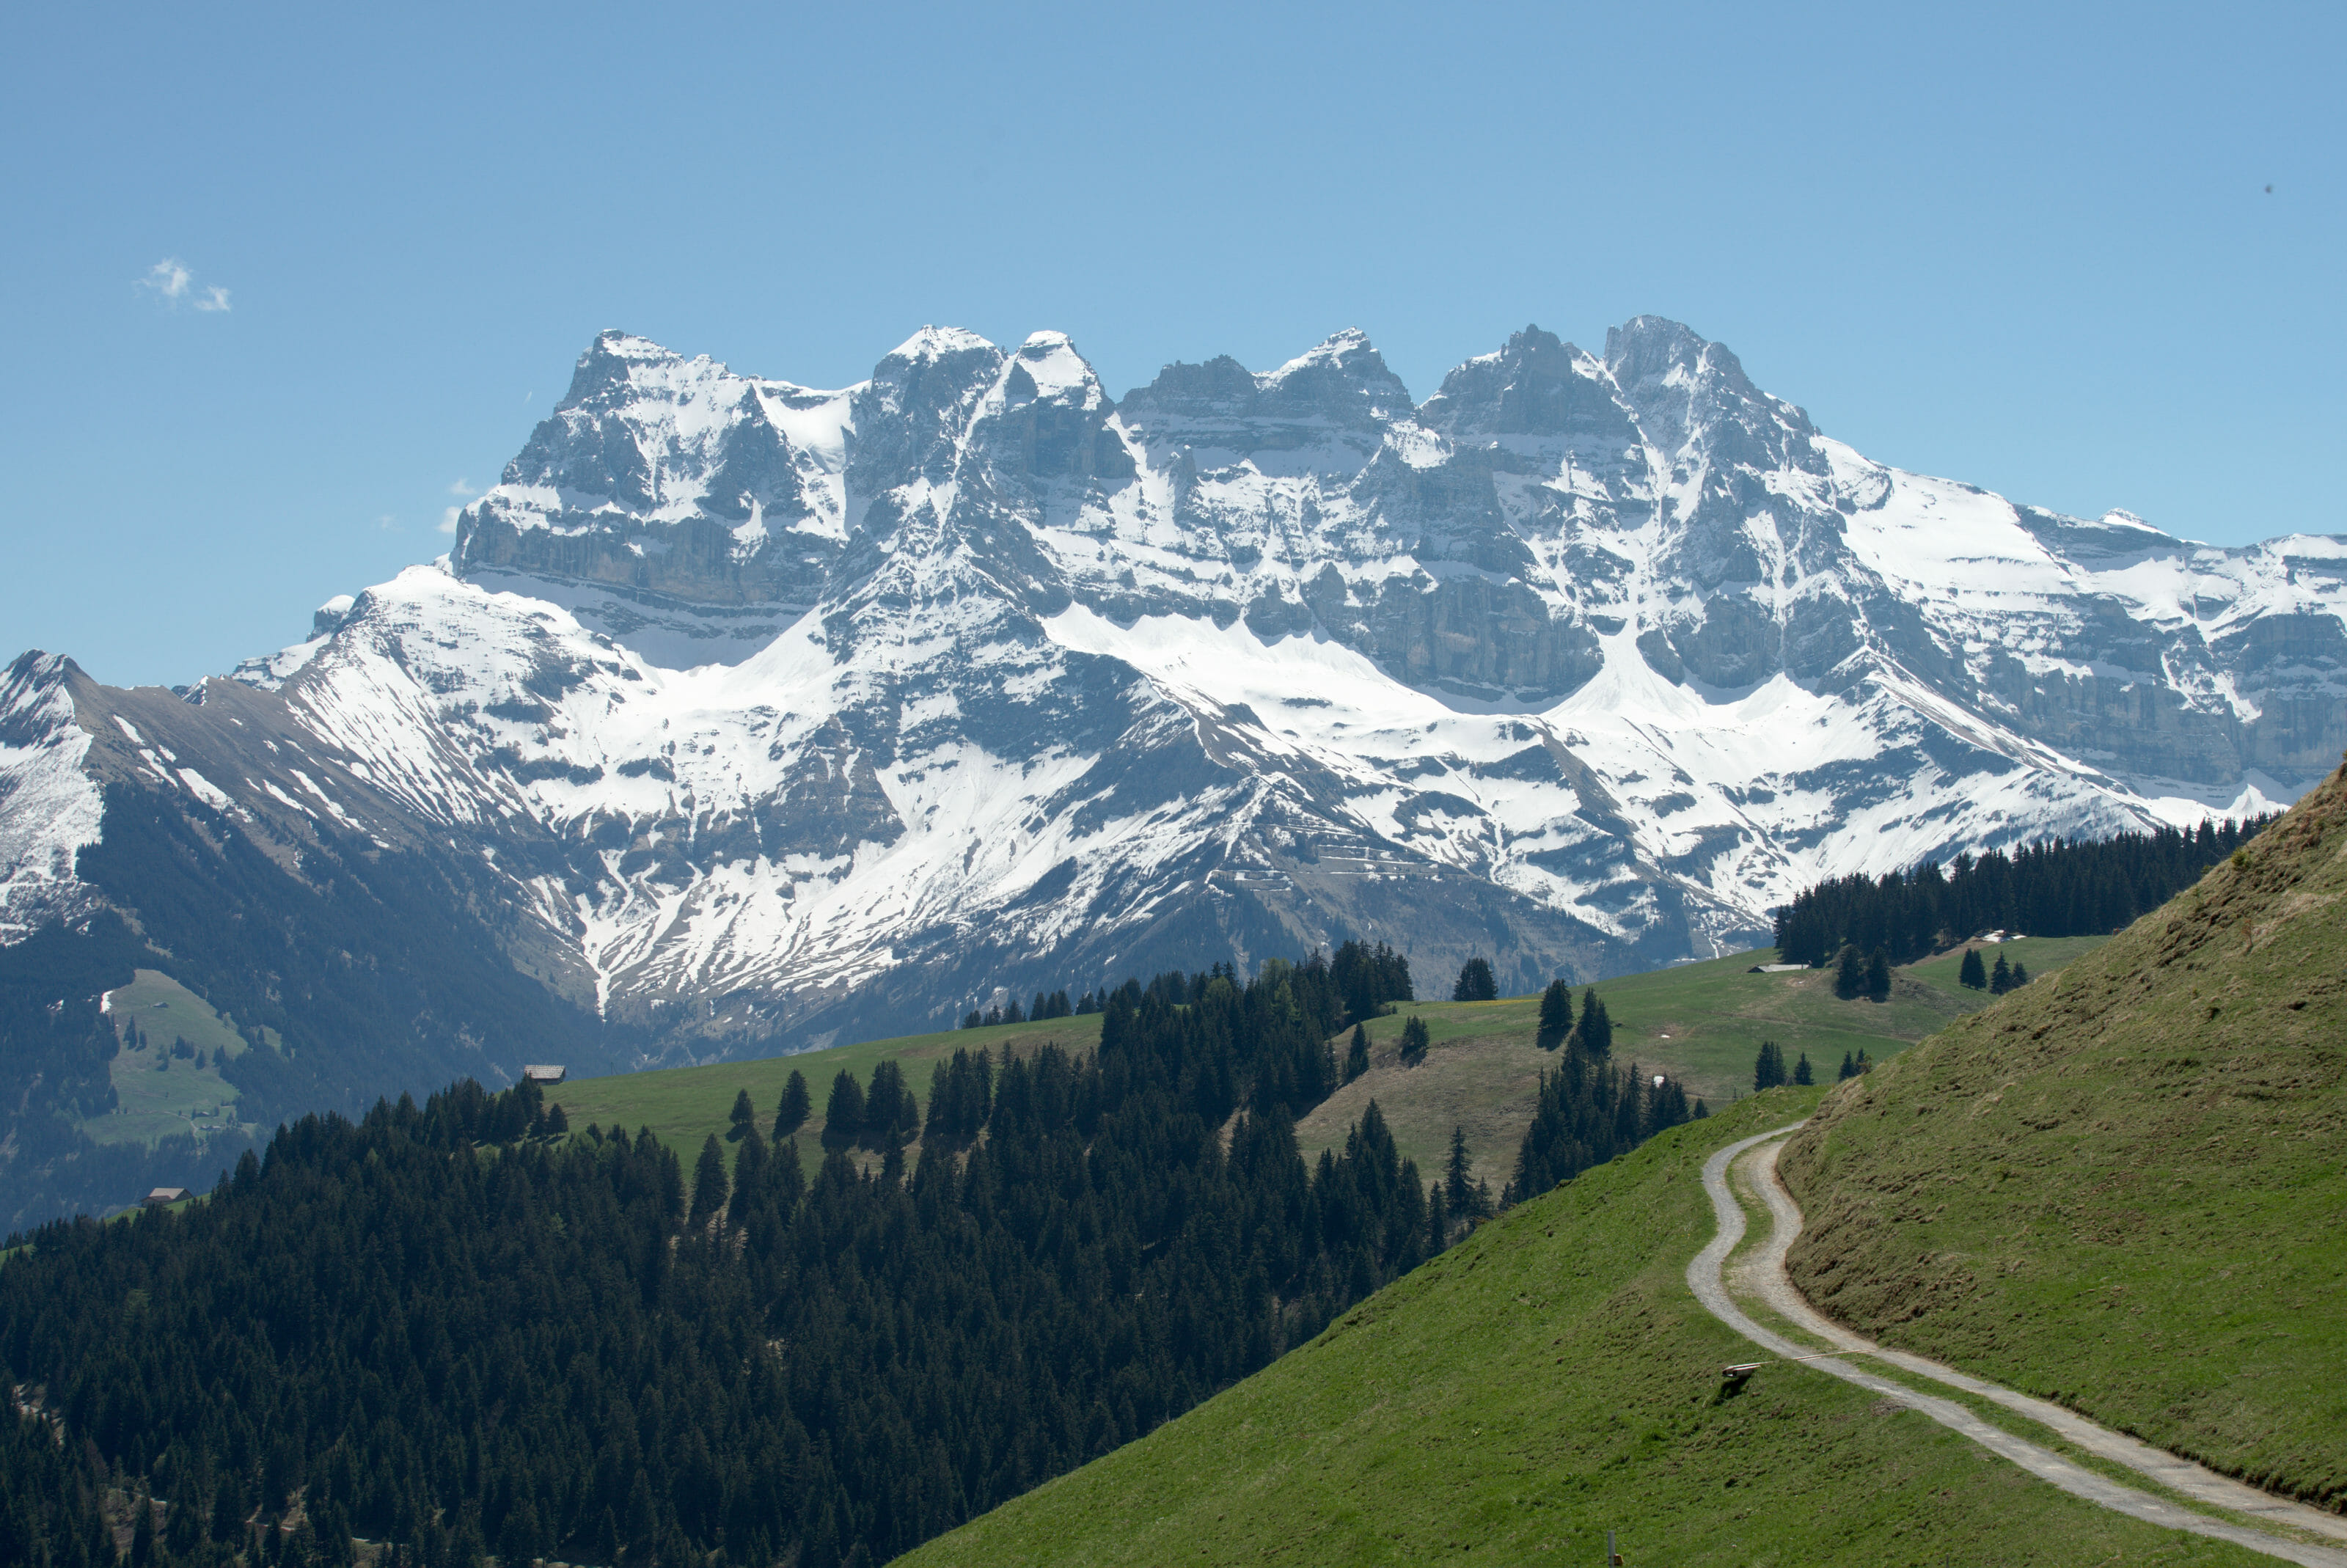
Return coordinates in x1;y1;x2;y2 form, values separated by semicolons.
0;955;1699;1568
6;314;2344;1159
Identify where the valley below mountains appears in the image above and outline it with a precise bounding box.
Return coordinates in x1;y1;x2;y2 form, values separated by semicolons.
5;313;2345;1126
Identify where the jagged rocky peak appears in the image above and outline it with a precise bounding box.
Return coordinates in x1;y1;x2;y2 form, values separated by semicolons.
1416;324;1641;456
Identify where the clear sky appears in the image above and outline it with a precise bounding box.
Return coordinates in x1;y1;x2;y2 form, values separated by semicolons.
2;1;2339;687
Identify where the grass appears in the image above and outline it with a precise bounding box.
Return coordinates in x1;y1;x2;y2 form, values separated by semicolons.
549;1012;1103;1176
547;940;2117;1196
1900;934;2112;1005
87;968;263;1146
894;1090;2273;1568
1782;768;2347;1515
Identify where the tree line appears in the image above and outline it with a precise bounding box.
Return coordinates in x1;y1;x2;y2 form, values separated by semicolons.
1771;815;2273;968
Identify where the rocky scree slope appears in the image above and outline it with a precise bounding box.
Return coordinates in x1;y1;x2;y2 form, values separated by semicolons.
1780;759;2347;1512
5;318;2345;1070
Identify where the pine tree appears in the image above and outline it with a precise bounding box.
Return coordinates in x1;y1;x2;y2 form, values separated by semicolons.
1866;945;1892;1003
1451;956;1498;1003
962;1010;982;1029
1754;1041;1787;1091
1855;1047;1872;1074
689;1133;728;1226
1958;947;1988;989
774;1070;811;1137
1834;943;1864;1000
1443;1125;1490;1223
1575;988;1613;1058
2010;960;2029;988
1837;1050;1857;1080
1343;1025;1369;1083
728;1088;755;1140
1793;1052;1813;1085
1989;951;2013;994
1399;1016;1430;1067
1535;978;1574;1049
824;1070;866;1145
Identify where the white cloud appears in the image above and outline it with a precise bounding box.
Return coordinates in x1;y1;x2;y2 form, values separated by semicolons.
439;506;463;535
140;258;192;301
139;257;232;312
447;478;477;497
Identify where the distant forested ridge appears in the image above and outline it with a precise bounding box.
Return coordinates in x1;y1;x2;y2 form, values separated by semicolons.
1;949;1681;1568
1771;816;2274;968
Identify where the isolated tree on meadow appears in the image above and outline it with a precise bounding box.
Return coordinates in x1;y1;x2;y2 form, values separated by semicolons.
1399;1016;1431;1067
1452;956;1498;1002
1834;944;1864;1000
1837;1050;1858;1080
2010;961;2030;988
728;1088;755;1140
1989;952;2013;994
1958;948;1988;989
1344;1025;1370;1083
1535;978;1574;1049
1793;1052;1814;1085
1866;946;1892;1003
774;1070;811;1137
1754;1041;1787;1091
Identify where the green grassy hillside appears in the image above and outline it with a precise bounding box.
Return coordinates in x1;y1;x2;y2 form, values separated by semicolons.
551;941;2112;1193
88;967;266;1146
550;1011;1102;1175
896;1091;2268;1567
1782;766;2347;1512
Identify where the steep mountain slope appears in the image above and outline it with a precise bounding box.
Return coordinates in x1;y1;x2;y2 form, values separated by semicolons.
898;1093;2276;1567
1781;758;2347;1511
6;316;2343;1080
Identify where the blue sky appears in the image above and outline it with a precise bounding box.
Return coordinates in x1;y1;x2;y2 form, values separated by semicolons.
2;1;2338;686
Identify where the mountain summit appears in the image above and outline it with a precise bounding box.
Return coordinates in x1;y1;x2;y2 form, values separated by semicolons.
5;316;2341;1072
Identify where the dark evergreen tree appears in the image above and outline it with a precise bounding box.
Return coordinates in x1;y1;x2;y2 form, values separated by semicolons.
1837;1050;1857;1080
1793;1052;1814;1086
774;1069;811;1137
2010;961;2030;988
1398;1016;1430;1067
1574;989;1613;1058
1330;939;1413;1024
824;1069;866;1145
1002;996;1025;1025
1865;945;1892;1003
1989;951;2013;994
689;1132;728;1226
1834;944;1864;1000
1535;978;1574;1049
1451;956;1498;1003
1754;1041;1787;1091
727;1087;755;1140
1959;947;1988;989
1855;1047;1872;1074
1343;1025;1369;1084
962;1010;983;1029
863;1059;918;1149
1443;1125;1491;1226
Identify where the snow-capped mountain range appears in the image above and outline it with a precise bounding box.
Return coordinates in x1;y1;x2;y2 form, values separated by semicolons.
7;316;2342;1065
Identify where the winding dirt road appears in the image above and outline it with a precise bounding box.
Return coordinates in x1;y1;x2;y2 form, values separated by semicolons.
1688;1126;2347;1568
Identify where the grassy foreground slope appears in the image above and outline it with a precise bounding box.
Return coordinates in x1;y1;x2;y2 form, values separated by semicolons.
900;1091;2266;1568
1783;763;2347;1512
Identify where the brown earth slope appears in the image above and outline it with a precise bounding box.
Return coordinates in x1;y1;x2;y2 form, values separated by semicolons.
1781;758;2347;1512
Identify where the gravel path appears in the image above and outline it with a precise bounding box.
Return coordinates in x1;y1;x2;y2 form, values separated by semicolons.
1688;1126;2347;1568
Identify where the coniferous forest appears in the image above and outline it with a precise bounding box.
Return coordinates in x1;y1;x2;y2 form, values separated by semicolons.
1770;815;2273;968
0;949;1696;1568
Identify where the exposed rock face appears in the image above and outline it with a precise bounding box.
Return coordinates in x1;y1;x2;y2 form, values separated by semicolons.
7;315;2342;1068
